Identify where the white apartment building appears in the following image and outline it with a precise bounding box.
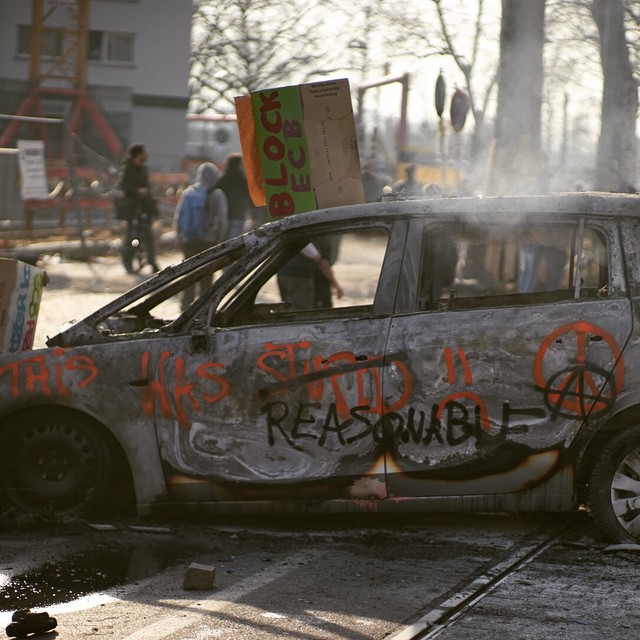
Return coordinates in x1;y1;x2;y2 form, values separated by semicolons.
0;0;192;173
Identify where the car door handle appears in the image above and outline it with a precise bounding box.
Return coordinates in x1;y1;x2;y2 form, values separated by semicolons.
128;379;150;387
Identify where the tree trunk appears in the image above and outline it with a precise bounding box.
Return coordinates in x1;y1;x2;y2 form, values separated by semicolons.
487;0;546;195
592;0;638;192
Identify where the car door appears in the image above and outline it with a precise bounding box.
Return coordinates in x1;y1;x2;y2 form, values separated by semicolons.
153;221;406;503
383;213;632;499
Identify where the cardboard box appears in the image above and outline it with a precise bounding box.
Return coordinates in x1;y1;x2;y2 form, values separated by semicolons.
236;78;365;220
300;81;365;210
0;258;47;353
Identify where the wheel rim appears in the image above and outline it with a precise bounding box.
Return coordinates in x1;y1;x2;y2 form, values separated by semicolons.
3;417;105;515
610;447;640;538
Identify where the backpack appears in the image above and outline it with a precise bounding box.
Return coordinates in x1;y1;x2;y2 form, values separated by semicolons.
179;186;211;241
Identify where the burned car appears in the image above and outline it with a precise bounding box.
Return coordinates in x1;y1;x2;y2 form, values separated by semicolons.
2;192;640;543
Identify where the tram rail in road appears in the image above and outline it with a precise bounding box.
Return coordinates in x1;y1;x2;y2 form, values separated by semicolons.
390;519;580;640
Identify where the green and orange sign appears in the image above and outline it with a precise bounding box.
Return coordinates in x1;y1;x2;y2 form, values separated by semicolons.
236;78;365;220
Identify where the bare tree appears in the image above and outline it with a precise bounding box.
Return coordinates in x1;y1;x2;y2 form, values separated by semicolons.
431;0;498;153
343;0;501;183
488;0;546;195
591;0;638;191
544;1;601;186
371;0;499;136
190;0;343;113
545;0;639;190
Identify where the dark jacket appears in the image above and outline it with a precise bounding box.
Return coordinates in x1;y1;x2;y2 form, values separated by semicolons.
116;158;157;221
119;156;149;197
215;165;253;222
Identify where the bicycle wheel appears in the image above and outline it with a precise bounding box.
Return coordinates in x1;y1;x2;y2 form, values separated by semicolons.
128;214;149;273
131;235;148;273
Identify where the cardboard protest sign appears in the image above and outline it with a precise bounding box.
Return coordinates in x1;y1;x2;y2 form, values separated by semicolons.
235;78;365;220
0;258;47;353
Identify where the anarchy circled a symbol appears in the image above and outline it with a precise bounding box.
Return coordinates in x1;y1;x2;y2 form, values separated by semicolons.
533;321;624;420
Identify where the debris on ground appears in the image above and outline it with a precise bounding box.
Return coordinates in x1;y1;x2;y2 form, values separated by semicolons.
5;609;57;638
183;563;216;590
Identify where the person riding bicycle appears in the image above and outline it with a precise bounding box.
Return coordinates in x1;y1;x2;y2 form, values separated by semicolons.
117;143;160;274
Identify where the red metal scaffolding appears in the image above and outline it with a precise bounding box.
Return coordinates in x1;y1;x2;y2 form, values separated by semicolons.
0;0;123;160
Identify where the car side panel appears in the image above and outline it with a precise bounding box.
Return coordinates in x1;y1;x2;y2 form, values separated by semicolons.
0;340;168;507
153;319;394;502
384;301;631;498
384;215;632;502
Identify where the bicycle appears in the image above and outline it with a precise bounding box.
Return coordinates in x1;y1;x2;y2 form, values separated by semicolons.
123;210;159;274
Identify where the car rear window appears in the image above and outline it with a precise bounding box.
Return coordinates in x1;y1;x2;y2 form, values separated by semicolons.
419;221;608;311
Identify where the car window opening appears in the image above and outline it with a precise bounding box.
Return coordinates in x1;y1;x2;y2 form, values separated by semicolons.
420;221;609;311
216;228;390;328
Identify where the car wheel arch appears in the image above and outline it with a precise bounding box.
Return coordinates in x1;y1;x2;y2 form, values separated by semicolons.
587;423;640;543
0;405;135;517
576;403;640;499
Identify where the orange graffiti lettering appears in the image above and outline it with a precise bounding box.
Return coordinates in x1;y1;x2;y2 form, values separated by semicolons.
0;348;97;398
257;340;312;388
256;342;413;419
445;346;472;386
197;362;229;403
141;351;229;424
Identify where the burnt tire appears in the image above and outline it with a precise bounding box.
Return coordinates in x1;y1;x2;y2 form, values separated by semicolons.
588;425;640;543
0;409;118;518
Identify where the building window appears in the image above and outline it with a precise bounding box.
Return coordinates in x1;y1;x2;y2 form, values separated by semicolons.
17;25;64;57
88;30;134;62
17;25;133;63
17;25;30;55
88;31;103;60
107;32;134;62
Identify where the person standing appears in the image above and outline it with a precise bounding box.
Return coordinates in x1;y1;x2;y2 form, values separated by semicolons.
313;235;341;308
392;163;422;194
277;243;344;310
117;143;160;274
174;162;228;310
215;154;255;239
361;162;385;203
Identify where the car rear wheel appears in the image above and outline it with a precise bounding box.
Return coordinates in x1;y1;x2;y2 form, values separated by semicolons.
0;409;117;518
588;425;640;543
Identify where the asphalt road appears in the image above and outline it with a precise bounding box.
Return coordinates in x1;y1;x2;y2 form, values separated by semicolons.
0;512;637;640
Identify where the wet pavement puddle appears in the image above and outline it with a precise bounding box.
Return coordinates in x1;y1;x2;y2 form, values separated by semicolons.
0;540;197;612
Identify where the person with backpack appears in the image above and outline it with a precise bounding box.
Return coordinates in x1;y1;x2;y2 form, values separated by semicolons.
174;162;228;310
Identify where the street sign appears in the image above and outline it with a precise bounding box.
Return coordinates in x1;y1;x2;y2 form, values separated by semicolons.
17;140;48;199
450;89;470;132
435;72;446;118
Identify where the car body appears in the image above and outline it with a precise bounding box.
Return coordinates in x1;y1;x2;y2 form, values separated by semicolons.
2;192;640;542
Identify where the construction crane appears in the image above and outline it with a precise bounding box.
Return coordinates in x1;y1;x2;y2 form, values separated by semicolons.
0;0;123;160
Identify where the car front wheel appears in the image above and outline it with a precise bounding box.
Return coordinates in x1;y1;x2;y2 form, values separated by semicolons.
0;408;117;518
588;425;640;543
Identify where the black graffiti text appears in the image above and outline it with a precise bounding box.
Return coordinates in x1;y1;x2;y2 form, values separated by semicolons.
263;400;547;450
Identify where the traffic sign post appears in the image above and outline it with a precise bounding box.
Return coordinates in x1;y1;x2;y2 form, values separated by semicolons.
449;89;470;193
435;72;446;193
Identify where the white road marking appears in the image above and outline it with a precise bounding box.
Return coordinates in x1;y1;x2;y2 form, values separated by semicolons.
122;549;328;640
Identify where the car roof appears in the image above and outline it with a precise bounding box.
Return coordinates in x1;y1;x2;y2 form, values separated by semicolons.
256;191;640;237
